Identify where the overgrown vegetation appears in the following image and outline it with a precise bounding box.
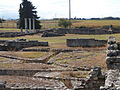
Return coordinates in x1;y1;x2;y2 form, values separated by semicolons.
58;19;72;28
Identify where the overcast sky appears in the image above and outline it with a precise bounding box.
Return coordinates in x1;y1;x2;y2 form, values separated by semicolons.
0;0;120;19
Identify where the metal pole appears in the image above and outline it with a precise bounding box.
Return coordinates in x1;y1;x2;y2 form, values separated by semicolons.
69;0;71;28
69;0;71;20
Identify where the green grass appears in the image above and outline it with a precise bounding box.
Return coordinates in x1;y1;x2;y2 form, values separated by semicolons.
0;28;20;31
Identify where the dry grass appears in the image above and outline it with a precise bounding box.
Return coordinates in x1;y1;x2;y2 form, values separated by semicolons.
0;63;55;70
54;50;107;70
41;20;120;29
1;20;120;30
60;71;90;78
0;51;49;59
72;20;120;28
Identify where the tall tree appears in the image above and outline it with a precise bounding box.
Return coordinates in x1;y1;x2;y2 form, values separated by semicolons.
19;0;41;29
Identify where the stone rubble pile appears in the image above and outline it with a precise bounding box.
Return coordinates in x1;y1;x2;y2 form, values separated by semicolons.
101;36;120;90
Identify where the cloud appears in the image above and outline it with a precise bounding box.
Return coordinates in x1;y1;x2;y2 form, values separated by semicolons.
0;0;120;19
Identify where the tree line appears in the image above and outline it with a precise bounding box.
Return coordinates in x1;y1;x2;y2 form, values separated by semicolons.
73;17;120;20
53;17;120;20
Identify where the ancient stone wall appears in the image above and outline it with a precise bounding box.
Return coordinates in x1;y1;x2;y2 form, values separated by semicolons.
67;38;107;47
41;28;120;35
0;39;48;51
55;28;110;35
100;36;120;90
41;32;65;37
0;31;38;37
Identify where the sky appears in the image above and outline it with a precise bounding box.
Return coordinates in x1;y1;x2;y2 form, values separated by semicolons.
0;0;120;19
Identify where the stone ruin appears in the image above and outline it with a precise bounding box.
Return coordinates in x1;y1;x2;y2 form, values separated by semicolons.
100;36;120;90
67;38;107;47
0;66;105;90
41;32;65;37
1;36;120;90
0;39;48;51
40;27;120;35
0;31;38;37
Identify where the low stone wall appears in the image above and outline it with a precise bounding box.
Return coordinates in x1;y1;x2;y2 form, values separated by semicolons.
33;67;105;90
0;67;105;90
67;38;107;47
0;32;33;37
55;28;111;35
41;28;120;35
0;69;41;76
0;69;80;76
23;48;83;52
41;32;65;37
0;39;49;51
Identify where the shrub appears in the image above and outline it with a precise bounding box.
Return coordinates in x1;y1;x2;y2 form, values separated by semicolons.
58;19;72;28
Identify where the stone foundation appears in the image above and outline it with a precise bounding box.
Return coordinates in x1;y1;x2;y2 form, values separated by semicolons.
41;32;65;37
67;38;107;47
0;39;48;51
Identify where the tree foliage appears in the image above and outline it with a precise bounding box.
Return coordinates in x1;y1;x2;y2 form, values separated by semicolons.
0;19;2;23
0;18;5;23
58;19;72;28
18;0;41;29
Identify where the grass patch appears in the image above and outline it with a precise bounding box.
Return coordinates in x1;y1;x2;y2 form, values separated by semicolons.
41;20;120;29
55;51;94;64
0;57;8;62
0;28;20;31
0;63;12;68
72;20;120;28
1;52;49;59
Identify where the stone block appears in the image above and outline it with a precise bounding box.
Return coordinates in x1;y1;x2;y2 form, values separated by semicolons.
108;44;118;50
107;51;118;57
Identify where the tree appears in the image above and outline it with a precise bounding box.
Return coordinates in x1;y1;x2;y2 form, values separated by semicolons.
18;0;41;29
0;19;2;23
0;18;5;23
58;19;72;28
